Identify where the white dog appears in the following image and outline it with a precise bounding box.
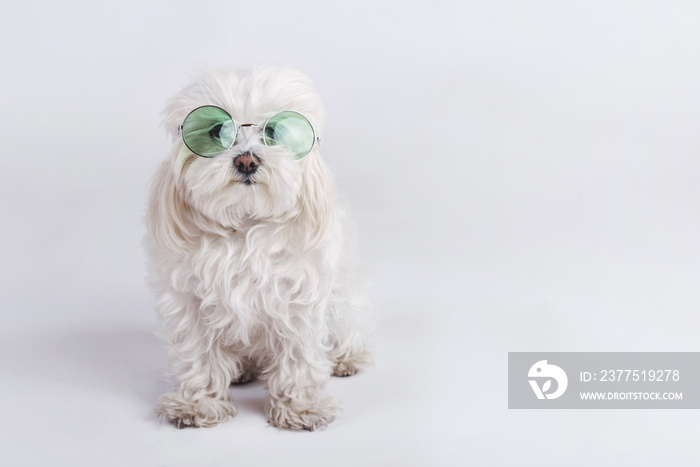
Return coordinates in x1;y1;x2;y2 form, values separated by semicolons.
146;67;372;431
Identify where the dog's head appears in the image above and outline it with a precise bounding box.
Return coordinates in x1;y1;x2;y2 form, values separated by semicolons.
148;68;335;252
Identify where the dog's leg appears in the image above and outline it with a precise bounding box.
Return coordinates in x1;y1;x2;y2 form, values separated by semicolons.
329;333;373;377
327;284;374;378
155;293;239;428
156;340;240;428
329;318;373;377
263;320;340;431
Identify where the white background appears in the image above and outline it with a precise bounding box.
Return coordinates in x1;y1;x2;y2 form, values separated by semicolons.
2;0;700;465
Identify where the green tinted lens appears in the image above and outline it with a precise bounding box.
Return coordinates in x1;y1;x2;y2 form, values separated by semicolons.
182;106;235;157
263;111;316;159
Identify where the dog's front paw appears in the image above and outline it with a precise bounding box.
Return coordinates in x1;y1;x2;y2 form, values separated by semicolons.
155;391;238;428
266;394;340;431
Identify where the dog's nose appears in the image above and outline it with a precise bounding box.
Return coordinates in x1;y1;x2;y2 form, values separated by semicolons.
233;152;260;174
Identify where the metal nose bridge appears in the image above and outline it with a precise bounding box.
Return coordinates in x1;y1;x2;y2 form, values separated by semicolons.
236;123;263;145
237;123;263;138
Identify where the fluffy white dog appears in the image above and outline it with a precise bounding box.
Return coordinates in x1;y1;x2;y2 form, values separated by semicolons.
146;67;372;431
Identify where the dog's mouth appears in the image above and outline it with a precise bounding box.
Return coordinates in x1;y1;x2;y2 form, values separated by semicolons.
241;176;256;185
228;172;260;188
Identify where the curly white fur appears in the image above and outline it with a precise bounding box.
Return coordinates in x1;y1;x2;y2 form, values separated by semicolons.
146;67;372;431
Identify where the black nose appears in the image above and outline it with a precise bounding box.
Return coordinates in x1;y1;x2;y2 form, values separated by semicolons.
233;152;260;174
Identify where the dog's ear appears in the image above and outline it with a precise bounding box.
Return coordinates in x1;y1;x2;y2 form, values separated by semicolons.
147;160;196;253
295;152;336;251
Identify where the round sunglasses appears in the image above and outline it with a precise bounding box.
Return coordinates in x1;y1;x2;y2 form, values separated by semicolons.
178;105;319;160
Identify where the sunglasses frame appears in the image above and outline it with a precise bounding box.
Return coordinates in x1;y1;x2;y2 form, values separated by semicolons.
178;105;320;159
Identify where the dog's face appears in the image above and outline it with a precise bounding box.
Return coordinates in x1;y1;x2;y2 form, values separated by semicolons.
162;68;325;230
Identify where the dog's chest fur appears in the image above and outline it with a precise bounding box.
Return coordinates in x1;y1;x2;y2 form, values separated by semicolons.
173;227;332;347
